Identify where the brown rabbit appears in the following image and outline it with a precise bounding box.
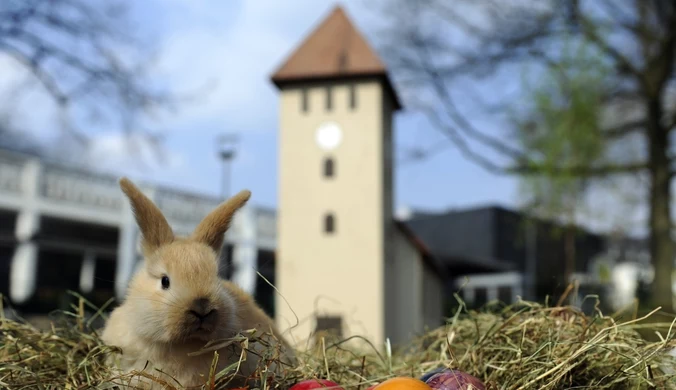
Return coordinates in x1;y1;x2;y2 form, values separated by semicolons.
101;178;295;389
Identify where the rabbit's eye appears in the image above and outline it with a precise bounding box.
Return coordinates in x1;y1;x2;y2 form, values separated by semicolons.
161;275;170;290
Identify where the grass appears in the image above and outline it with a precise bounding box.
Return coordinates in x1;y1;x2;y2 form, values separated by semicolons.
2;292;676;389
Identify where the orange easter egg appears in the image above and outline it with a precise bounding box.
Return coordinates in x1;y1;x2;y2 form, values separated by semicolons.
374;377;433;390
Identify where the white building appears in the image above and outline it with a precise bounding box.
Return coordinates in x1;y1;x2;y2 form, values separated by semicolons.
0;147;277;317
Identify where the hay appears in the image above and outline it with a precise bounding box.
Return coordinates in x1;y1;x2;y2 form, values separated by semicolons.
2;293;676;389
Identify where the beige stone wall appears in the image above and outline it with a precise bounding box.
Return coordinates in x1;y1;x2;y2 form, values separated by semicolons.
385;227;423;346
275;79;394;349
422;262;445;331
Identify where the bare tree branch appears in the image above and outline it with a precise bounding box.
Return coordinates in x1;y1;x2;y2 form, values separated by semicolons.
602;119;647;138
411;35;530;163
416;91;652;178
509;162;648;177
0;41;69;104
420;104;511;174
377;0;672;171
0;0;180;159
376;0;676;308
577;15;644;82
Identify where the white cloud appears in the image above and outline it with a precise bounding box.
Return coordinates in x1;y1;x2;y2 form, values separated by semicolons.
149;0;372;134
0;0;375;143
0;0;434;208
148;3;295;133
0;55;60;139
82;132;185;175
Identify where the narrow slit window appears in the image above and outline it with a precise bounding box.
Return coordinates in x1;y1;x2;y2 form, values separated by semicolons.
323;157;335;178
301;88;309;113
315;315;343;338
349;83;357;110
324;213;335;234
326;86;333;111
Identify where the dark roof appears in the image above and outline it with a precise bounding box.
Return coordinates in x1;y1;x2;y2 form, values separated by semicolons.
407;210;442;220
395;220;446;277
269;6;402;110
405;206;506;272
404;204;610;274
442;253;517;274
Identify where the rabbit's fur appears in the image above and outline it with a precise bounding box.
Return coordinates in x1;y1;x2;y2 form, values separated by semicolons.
101;178;295;389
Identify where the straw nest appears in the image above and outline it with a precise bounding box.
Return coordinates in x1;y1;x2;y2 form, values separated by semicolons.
2;292;676;389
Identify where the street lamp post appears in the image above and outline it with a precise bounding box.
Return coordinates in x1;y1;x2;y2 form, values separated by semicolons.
216;133;239;280
216;133;239;200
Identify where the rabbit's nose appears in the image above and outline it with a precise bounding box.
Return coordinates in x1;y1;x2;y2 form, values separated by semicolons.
188;298;215;321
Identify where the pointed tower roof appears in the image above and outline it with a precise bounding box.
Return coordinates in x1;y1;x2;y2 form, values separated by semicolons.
270;5;401;110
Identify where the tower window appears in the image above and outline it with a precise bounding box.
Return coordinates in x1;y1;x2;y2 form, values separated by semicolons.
349;84;357;110
315;315;343;338
301;88;309;112
323;157;335;178
324;213;335;234
326;85;333;111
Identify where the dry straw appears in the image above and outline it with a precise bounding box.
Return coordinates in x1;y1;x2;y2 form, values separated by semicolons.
2;291;676;389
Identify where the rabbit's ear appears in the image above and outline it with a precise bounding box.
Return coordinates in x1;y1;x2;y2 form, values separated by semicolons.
191;189;251;252
119;177;174;254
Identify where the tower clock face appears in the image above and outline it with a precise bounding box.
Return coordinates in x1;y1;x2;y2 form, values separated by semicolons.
315;121;343;150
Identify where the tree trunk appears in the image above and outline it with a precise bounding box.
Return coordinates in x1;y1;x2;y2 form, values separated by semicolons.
564;224;576;289
647;98;674;311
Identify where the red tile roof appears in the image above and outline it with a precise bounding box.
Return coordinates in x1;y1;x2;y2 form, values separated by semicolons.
270;6;402;109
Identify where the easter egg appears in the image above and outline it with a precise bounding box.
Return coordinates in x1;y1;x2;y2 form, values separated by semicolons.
374;377;432;389
289;379;344;390
420;368;451;382
425;370;486;390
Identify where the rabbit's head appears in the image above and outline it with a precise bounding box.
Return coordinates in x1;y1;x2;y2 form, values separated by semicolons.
118;178;250;344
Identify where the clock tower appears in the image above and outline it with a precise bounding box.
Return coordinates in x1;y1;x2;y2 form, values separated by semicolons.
270;5;402;348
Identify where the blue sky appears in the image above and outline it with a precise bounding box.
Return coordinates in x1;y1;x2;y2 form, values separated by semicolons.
0;0;646;233
109;0;520;213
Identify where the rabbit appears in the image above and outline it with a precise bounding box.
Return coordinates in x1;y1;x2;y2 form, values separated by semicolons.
101;178;296;389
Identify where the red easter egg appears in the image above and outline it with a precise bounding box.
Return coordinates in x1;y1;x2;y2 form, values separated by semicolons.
290;379;344;390
425;370;486;390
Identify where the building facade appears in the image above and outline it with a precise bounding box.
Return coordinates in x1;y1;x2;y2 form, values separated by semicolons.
0;148;277;317
270;6;444;349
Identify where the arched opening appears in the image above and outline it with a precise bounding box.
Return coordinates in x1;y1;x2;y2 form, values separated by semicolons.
323;157;335;178
324;213;335;234
349;83;357;110
325;85;333;111
301;88;309;112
